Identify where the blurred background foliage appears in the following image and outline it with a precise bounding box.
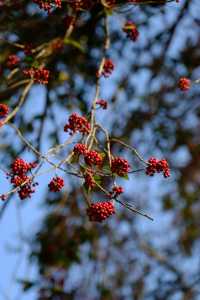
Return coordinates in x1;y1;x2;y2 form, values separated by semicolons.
0;0;200;299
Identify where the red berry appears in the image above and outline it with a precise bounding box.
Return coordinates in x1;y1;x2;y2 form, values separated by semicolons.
33;0;61;12
64;113;90;135
9;158;37;200
86;201;115;222
96;99;108;109
84;150;103;167
11;158;32;175
111;157;130;176
11;174;30;187
97;59;114;78
178;77;191;91
84;171;96;189
156;159;170;178
146;157;170;178
0;103;9;117
6;54;20;68
145;157;158;176
73;143;88;155
123;21;139;42
23;67;50;85
110;185;124;198
18;184;35;200
48;176;64;192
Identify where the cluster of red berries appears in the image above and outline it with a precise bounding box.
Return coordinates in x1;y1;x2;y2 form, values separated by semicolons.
33;0;61;12
48;176;64;192
84;171;96;189
109;185;124;198
111;157;130;176
146;157;170;178
73;143;88;155
73;143;103;166
86;201;115;222
97;59;114;78
0;103;9;118
10;158;36;175
96;99;108;109
123;21;139;42
73;143;104;188
178;77;191;91
6;54;20;68
23;67;50;85
84;150;103;167
64;113;90;135
9;158;37;200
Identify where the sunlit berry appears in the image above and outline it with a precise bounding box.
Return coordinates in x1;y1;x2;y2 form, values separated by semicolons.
178;77;191;91
0;103;9;117
87;201;115;222
111;157;130;176
48;176;64;192
123;21;139;42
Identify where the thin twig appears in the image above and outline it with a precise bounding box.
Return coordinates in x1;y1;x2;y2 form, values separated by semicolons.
115;198;154;221
1;80;33;127
111;137;147;165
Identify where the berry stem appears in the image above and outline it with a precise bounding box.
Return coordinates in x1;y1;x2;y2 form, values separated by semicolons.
111;138;147;165
115;198;154;221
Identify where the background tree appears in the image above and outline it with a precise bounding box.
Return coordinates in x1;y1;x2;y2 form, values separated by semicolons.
0;0;200;299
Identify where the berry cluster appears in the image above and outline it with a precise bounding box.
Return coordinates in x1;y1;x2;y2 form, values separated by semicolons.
84;171;96;189
23;67;50;85
109;185;124;198
178;77;191;91
84;150;103;167
97;59;114;78
33;0;61;12
0;103;9;118
64;113;90;135
96;99;108;109
73;143;103;167
48;176;64;192
146;157;170;178
86;201;115;222
73;143;88;155
9;158;37;200
6;54;20;68
123;21;139;42
111;157;130;176
11;158;37;175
